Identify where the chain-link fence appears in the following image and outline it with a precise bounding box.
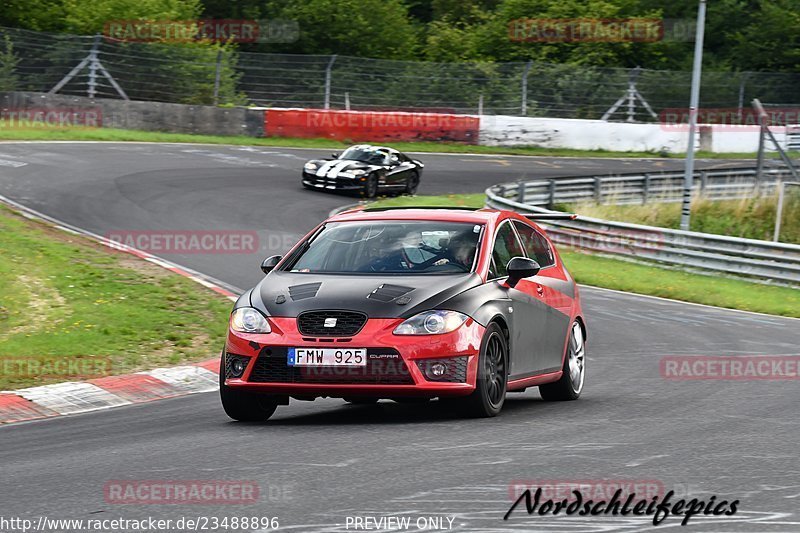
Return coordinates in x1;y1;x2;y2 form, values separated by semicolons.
2;25;800;120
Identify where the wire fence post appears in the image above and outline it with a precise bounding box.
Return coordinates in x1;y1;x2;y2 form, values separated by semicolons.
213;49;222;106
756;109;766;183
680;0;707;231
478;93;483;116
87;34;100;98
737;73;748;121
324;55;337;110
521;60;533;116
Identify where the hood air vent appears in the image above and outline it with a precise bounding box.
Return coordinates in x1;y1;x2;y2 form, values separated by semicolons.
367;284;414;302
288;282;322;301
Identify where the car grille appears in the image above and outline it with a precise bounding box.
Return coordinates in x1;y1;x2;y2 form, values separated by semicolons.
248;347;414;385
297;310;367;337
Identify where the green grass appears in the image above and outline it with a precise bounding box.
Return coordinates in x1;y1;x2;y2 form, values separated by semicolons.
561;251;799;317
368;193;800;317
0;204;232;390
0;124;782;159
368;193;486;209
569;192;800;244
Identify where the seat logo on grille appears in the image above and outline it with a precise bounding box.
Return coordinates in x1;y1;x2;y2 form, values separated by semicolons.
323;317;338;328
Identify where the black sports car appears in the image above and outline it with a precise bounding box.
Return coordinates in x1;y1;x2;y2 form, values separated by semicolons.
302;144;424;198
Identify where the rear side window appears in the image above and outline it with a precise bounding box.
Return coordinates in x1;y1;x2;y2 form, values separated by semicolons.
513;221;555;268
491;222;525;278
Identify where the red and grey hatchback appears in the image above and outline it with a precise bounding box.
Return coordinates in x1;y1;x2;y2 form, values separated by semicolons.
221;207;586;420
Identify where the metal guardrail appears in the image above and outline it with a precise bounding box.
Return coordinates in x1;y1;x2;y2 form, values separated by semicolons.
494;166;795;208
486;168;800;285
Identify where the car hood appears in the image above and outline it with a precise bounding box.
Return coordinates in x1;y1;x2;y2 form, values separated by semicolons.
251;271;482;319
309;159;380;173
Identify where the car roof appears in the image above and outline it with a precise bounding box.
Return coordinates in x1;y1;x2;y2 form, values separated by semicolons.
347;144;397;154
328;207;509;224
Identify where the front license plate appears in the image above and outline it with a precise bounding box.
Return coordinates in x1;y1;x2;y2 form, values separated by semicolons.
288;348;367;367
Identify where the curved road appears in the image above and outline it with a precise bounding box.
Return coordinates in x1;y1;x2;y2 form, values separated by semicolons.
0;142;798;532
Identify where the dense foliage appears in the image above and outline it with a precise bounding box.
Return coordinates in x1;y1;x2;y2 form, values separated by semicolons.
1;0;798;71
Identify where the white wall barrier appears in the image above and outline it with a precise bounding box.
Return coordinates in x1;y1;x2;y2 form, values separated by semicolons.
478;114;788;154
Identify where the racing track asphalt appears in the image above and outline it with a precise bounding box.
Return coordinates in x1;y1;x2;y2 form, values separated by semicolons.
0;142;798;532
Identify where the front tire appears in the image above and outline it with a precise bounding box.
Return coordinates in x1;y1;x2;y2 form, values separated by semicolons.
219;353;278;421
362;174;378;199
539;321;585;401
462;322;508;417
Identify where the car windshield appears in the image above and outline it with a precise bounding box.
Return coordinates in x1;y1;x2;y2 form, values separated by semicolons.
285;221;483;274
340;147;389;165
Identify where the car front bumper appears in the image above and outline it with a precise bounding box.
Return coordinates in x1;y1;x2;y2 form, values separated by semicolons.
302;171;365;191
224;317;484;398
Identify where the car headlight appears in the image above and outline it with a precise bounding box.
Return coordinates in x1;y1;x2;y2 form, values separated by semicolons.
304;162;318;171
350;169;367;176
393;310;469;335
230;307;271;334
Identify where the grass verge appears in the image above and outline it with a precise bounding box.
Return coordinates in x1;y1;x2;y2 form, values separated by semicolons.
0;204;232;390
0;125;779;159
368;194;800;317
568;192;800;244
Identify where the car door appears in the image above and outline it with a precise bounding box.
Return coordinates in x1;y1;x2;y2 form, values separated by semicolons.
489;220;551;379
512;220;573;373
385;153;413;188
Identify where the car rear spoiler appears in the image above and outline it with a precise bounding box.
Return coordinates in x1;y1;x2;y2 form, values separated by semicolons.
523;213;578;220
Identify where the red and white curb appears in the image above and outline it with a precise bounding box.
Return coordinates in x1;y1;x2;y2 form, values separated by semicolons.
0;195;240;425
0;359;220;424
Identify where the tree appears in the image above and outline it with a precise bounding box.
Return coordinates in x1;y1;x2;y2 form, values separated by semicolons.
0;36;21;91
266;0;419;59
60;0;202;35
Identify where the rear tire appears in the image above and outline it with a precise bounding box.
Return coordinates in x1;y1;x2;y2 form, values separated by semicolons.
461;322;508;417
539;321;585;401
219;353;278;421
404;171;419;195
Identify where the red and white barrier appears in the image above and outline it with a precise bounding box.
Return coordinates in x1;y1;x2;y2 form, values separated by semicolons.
264;108;480;144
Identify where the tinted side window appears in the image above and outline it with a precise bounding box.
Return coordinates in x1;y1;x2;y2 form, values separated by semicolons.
491;222;525;278
513;221;555;267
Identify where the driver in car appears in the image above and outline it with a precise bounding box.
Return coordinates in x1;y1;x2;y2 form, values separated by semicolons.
431;234;476;270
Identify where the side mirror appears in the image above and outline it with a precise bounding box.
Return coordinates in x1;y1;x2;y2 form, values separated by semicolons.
331;152;339;159
506;256;540;287
261;255;282;274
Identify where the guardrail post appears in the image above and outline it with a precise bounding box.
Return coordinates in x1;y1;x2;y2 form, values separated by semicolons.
547;180;556;209
642;174;650;205
594;177;602;204
517;182;526;203
699;171;708;194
